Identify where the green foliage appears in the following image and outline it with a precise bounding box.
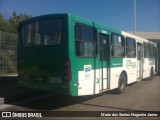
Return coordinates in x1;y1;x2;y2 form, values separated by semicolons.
0;31;18;76
0;11;31;33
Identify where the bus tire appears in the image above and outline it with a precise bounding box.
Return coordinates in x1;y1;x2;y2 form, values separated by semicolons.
149;68;154;80
116;73;127;94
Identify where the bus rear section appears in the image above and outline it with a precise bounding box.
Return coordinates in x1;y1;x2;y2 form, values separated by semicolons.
17;14;72;95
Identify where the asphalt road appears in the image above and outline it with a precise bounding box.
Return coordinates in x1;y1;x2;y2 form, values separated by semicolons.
0;75;160;119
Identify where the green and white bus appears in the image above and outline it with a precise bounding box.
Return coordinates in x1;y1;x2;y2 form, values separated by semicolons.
17;13;158;96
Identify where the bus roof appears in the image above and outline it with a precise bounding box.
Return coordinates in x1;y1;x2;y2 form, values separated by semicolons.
19;13;121;34
19;13;157;46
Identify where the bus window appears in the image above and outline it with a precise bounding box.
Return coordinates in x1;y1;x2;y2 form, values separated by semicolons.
22;19;62;46
111;34;124;57
149;44;154;58
75;24;97;57
144;42;149;58
126;37;136;58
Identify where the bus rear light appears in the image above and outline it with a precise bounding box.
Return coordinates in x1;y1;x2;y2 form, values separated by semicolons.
64;58;72;82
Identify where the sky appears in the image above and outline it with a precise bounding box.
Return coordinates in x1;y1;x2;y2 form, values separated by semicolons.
0;0;160;32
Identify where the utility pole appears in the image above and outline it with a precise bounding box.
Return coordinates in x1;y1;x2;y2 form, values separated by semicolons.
134;0;136;35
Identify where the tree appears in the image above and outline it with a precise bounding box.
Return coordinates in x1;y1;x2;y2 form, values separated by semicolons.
0;13;9;32
0;11;31;76
0;11;32;33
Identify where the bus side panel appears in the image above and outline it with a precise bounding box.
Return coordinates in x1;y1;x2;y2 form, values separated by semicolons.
70;17;100;96
110;67;123;89
78;67;95;95
77;64;100;96
143;58;151;78
110;58;137;89
123;58;137;84
109;58;123;89
68;15;99;96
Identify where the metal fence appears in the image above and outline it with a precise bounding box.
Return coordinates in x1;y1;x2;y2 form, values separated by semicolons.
0;31;17;76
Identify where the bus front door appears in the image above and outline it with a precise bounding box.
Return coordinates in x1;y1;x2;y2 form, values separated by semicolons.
99;33;109;91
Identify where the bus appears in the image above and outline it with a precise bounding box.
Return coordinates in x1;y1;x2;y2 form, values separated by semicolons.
17;13;158;96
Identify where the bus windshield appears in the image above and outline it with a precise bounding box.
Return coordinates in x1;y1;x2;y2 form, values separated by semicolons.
22;19;62;46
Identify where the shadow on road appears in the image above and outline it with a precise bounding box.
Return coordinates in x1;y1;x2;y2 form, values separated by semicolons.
11;94;103;110
0;76;103;110
1;75;159;111
0;76;41;103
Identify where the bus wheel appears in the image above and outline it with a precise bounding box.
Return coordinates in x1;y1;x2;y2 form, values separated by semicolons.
149;68;154;80
116;73;127;94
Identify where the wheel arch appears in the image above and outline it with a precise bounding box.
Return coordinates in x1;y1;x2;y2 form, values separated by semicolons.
151;66;154;72
148;66;154;80
121;70;128;84
116;70;128;94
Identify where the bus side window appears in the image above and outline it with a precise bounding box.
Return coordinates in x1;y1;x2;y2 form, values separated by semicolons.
149;44;154;58
126;37;136;58
144;42;149;58
74;24;97;57
111;34;124;57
